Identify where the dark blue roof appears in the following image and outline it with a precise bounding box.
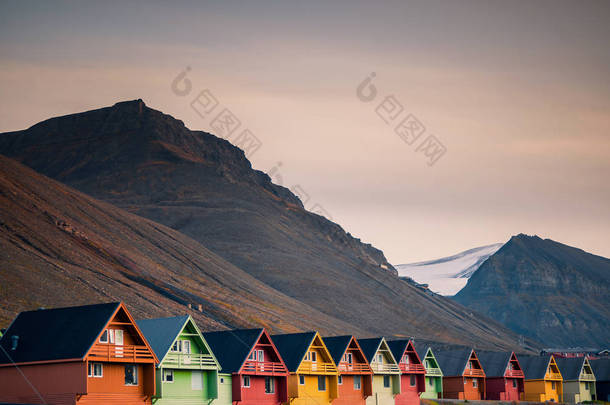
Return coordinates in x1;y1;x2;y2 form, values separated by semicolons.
476;351;513;378
323;335;352;365
590;358;610;381
519;355;552;380
203;328;263;373
387;340;410;364
272;332;316;372
358;337;384;363
0;302;120;365
435;348;473;376
136;315;189;362
556;357;586;381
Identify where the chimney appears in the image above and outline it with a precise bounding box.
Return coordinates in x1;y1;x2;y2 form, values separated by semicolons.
11;335;19;351
187;303;192;309
197;304;202;312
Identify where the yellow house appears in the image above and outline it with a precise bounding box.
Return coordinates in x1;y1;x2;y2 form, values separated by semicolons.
272;332;339;405
358;337;401;405
520;355;563;402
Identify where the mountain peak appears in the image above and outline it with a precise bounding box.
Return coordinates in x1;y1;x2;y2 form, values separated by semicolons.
112;98;146;113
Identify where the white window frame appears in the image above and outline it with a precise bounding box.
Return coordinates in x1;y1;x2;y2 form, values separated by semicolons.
88;362;103;378
258;350;264;362
377;354;383;363
265;376;275;394
243;375;251;388
354;375;361;390
182;340;191;354
124;364;138;386
310;351;317;362
248;351;256;361
171;340;181;352
473;378;478;388
162;369;174;383
346;353;353;364
99;330;109;344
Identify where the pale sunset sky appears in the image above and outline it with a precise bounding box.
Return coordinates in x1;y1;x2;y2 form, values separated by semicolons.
1;0;609;263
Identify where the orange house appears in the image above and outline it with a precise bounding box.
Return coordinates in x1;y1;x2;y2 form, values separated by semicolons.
0;302;158;405
323;336;373;405
435;348;486;400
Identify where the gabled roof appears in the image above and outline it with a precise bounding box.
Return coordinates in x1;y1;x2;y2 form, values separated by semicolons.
476;351;514;378
323;335;352;365
556;357;587;381
0;302;120;365
203;328;265;373
590;358;610;381
520;355;554;380
434;348;474;376
358;338;384;363
387;340;421;364
415;344;432;361
272;332;317;372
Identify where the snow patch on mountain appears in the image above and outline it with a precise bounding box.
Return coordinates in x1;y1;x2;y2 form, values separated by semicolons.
396;243;504;296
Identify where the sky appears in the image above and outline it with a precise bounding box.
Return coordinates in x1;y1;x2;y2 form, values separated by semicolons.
1;0;609;263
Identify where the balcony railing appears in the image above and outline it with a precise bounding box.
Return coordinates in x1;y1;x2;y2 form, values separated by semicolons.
241;360;287;375
299;362;337;374
464;368;485;377
548;372;562;380
89;344;155;363
370;363;400;374
581;373;595;381
399;363;426;373
505;369;524;378
425;368;443;376
163;352;218;369
337;362;372;374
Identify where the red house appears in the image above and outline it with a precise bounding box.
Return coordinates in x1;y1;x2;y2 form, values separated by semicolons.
477;351;524;401
203;328;289;404
323;336;373;405
0;302;157;405
435;348;486;400
388;340;426;405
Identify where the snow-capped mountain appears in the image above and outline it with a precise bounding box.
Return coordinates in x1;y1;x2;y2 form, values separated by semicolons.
396;243;504;296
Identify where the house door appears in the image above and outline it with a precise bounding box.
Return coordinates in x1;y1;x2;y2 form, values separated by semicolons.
182;340;191;364
191;370;203;390
115;329;124;357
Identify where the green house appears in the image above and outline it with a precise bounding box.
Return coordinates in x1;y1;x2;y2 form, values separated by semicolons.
137;315;221;405
416;345;443;399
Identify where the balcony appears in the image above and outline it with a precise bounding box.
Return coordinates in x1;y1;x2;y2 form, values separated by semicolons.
241;360;287;375
88;344;155;363
505;369;524;378
548;372;562;380
370;363;400;374
464;368;485;377
299;362;337;374
425;368;443;376
163;352;218;369
337;362;372;374
399;363;426;373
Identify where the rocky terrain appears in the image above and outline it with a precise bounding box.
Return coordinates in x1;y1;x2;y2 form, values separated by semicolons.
0;100;533;349
454;234;610;348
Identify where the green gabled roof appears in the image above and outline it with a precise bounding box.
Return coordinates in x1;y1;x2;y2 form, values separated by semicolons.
137;315;219;369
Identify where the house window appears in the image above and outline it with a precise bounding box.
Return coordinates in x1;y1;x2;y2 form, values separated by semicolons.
248;351;256;360
99;330;109;343
377;354;383;363
171;341;180;352
473;378;478;388
551;381;556;390
182;340;191;354
410;375;416;386
125;365;138;386
338;375;343;385
162;369;174;383
425;360;432;369
347;353;353;364
354;375;362;390
318;376;326;391
512;379;517;388
299;375;305;385
220;377;225;384
403;354;410;364
258;350;264;362
88;362;103;377
265;377;275;394
311;351;317;362
383;375;390;388
243;376;251;388
467;361;473;369
427;377;433;385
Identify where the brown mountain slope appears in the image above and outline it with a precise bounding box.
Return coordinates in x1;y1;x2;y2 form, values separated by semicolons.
0;154;359;334
0;100;534;350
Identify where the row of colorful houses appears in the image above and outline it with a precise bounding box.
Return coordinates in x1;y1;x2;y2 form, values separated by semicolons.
0;302;608;405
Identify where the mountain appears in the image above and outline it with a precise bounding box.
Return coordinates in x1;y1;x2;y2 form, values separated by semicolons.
396;243;503;295
454;234;610;348
0;154;358;334
0;100;532;349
